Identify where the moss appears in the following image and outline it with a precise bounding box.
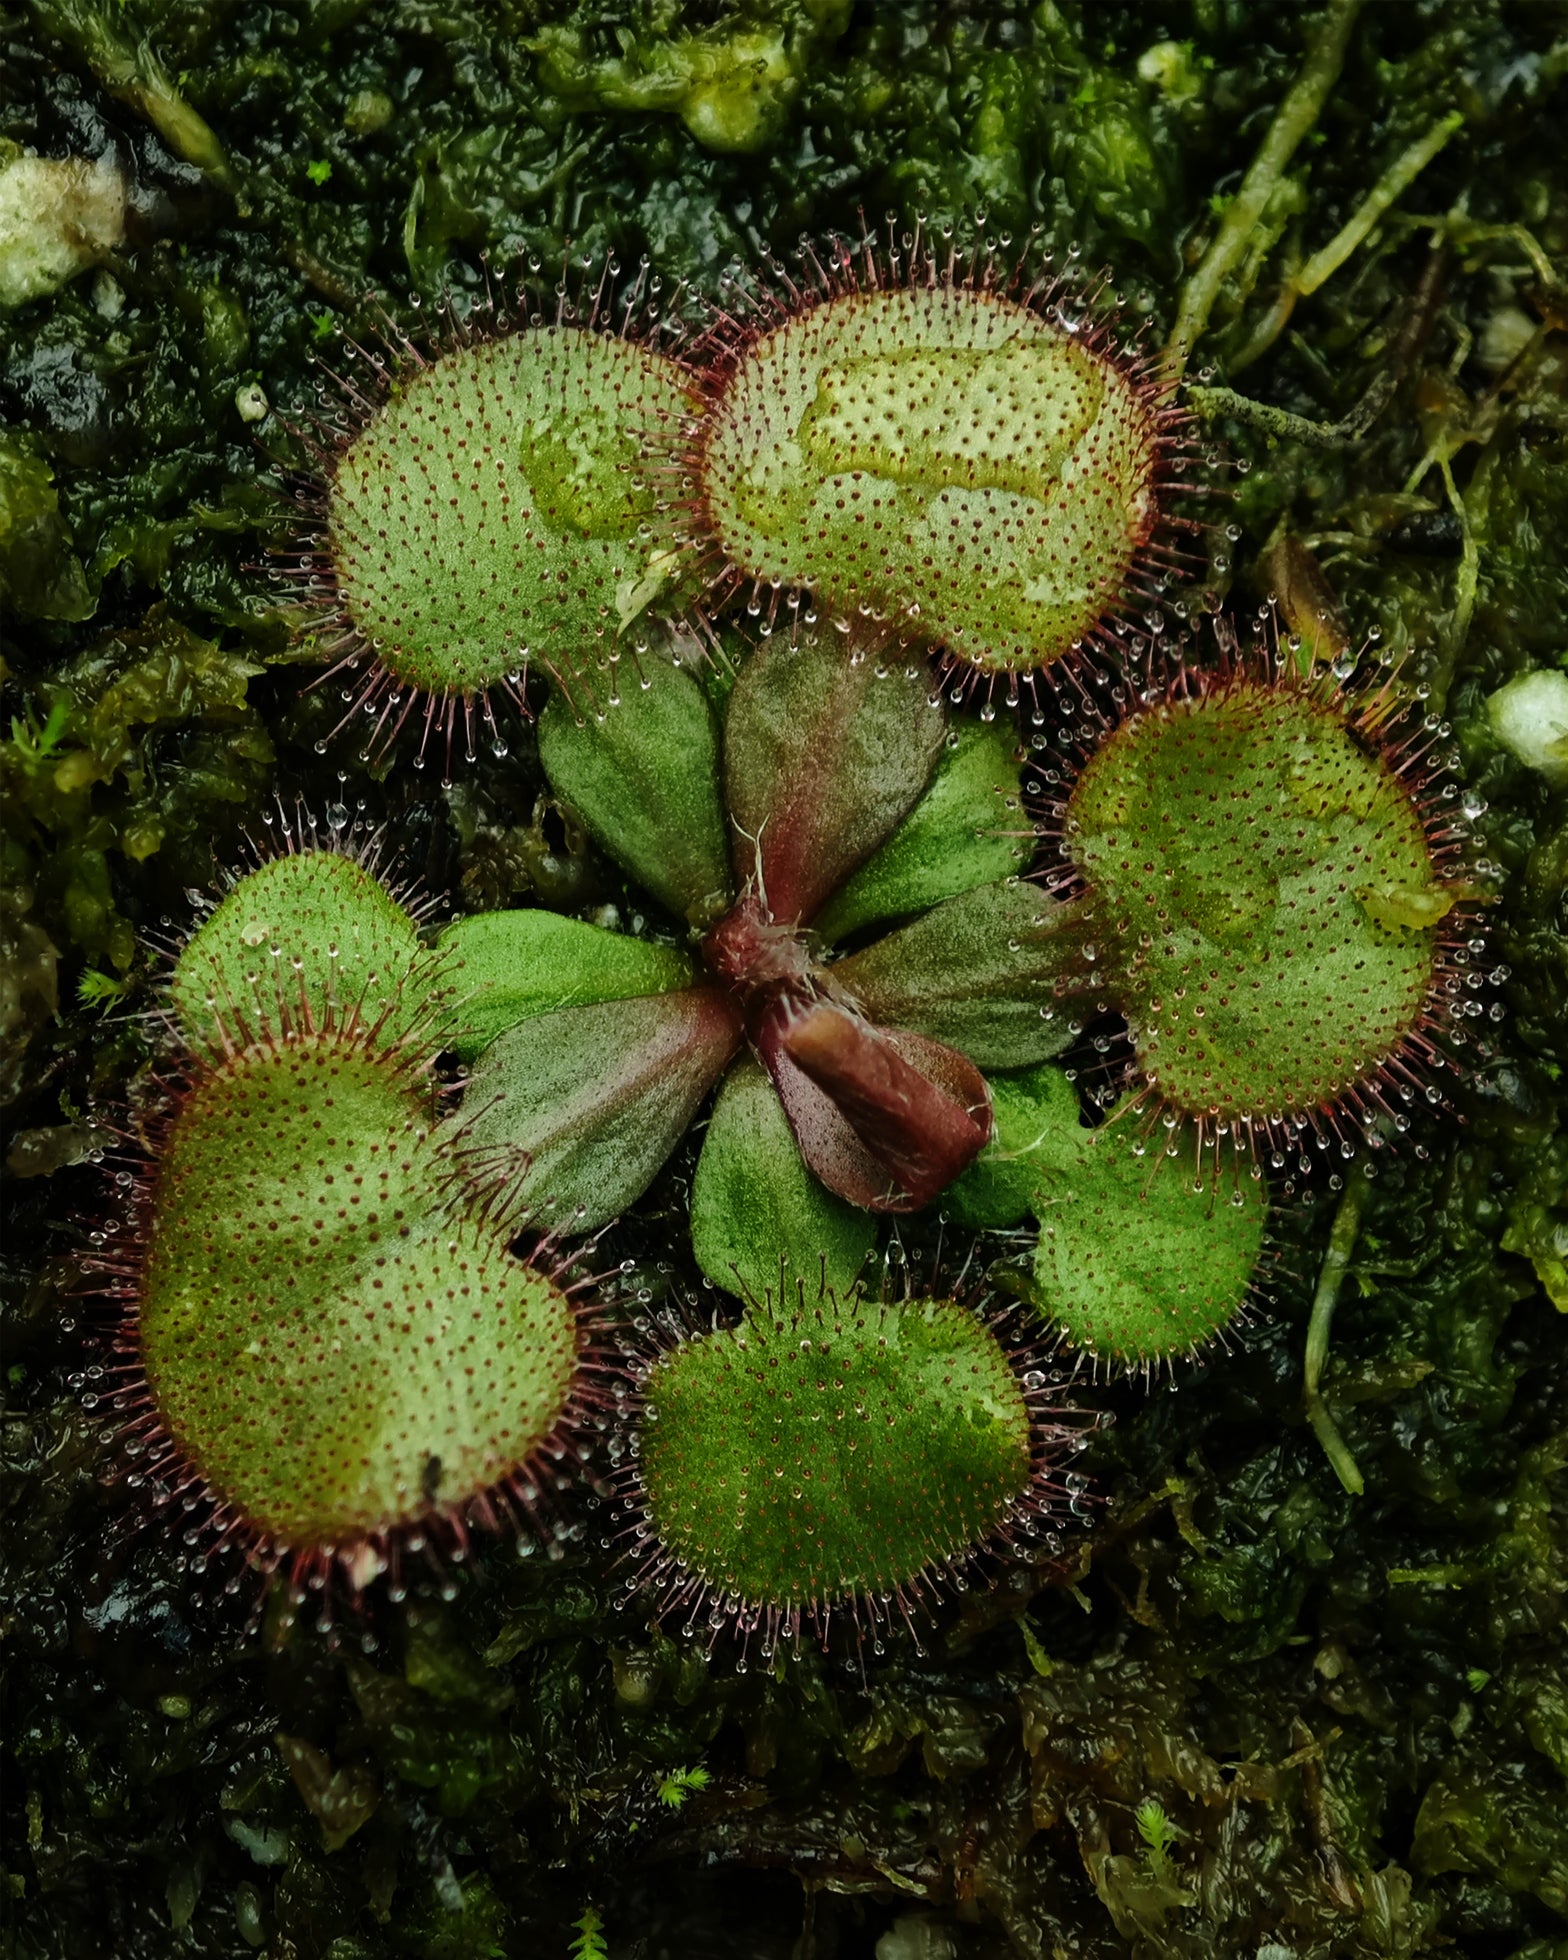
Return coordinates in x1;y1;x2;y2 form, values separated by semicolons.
0;432;94;620
2;1;1565;1955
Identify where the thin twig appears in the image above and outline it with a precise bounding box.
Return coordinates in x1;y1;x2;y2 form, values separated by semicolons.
1186;386;1351;448
1167;0;1365;373
32;0;240;199
1303;1162;1368;1496
1294;111;1464;296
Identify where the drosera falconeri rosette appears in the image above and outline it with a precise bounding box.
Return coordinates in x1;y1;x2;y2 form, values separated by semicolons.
447;617;1070;1246
66;220;1492;1640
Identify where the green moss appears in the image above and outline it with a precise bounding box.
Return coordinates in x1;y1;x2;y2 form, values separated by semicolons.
0;432;93;620
531;7;852;156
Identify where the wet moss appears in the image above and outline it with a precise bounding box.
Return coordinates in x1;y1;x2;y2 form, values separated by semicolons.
3;2;1565;1956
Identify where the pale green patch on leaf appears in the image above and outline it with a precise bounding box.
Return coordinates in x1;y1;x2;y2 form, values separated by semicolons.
1356;881;1457;930
1487;668;1568;786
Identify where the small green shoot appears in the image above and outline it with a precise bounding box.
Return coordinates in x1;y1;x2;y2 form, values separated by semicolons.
1134;1797;1183;1883
9;701;73;767
305;158;332;185
654;1764;710;1810
1018;1616;1056;1679
569;1905;608;1960
78;969;133;1015
1465;1667;1492;1694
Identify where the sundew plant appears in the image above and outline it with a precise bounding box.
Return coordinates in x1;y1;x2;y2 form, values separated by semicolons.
3;4;1566;1958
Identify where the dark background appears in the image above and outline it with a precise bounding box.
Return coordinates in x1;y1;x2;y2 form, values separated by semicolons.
2;2;1565;1955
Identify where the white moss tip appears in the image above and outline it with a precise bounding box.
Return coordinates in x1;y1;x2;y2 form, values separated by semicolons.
1487;669;1568;785
0;153;127;310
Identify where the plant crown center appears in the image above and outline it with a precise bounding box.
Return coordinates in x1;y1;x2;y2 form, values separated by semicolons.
700;889;817;1009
